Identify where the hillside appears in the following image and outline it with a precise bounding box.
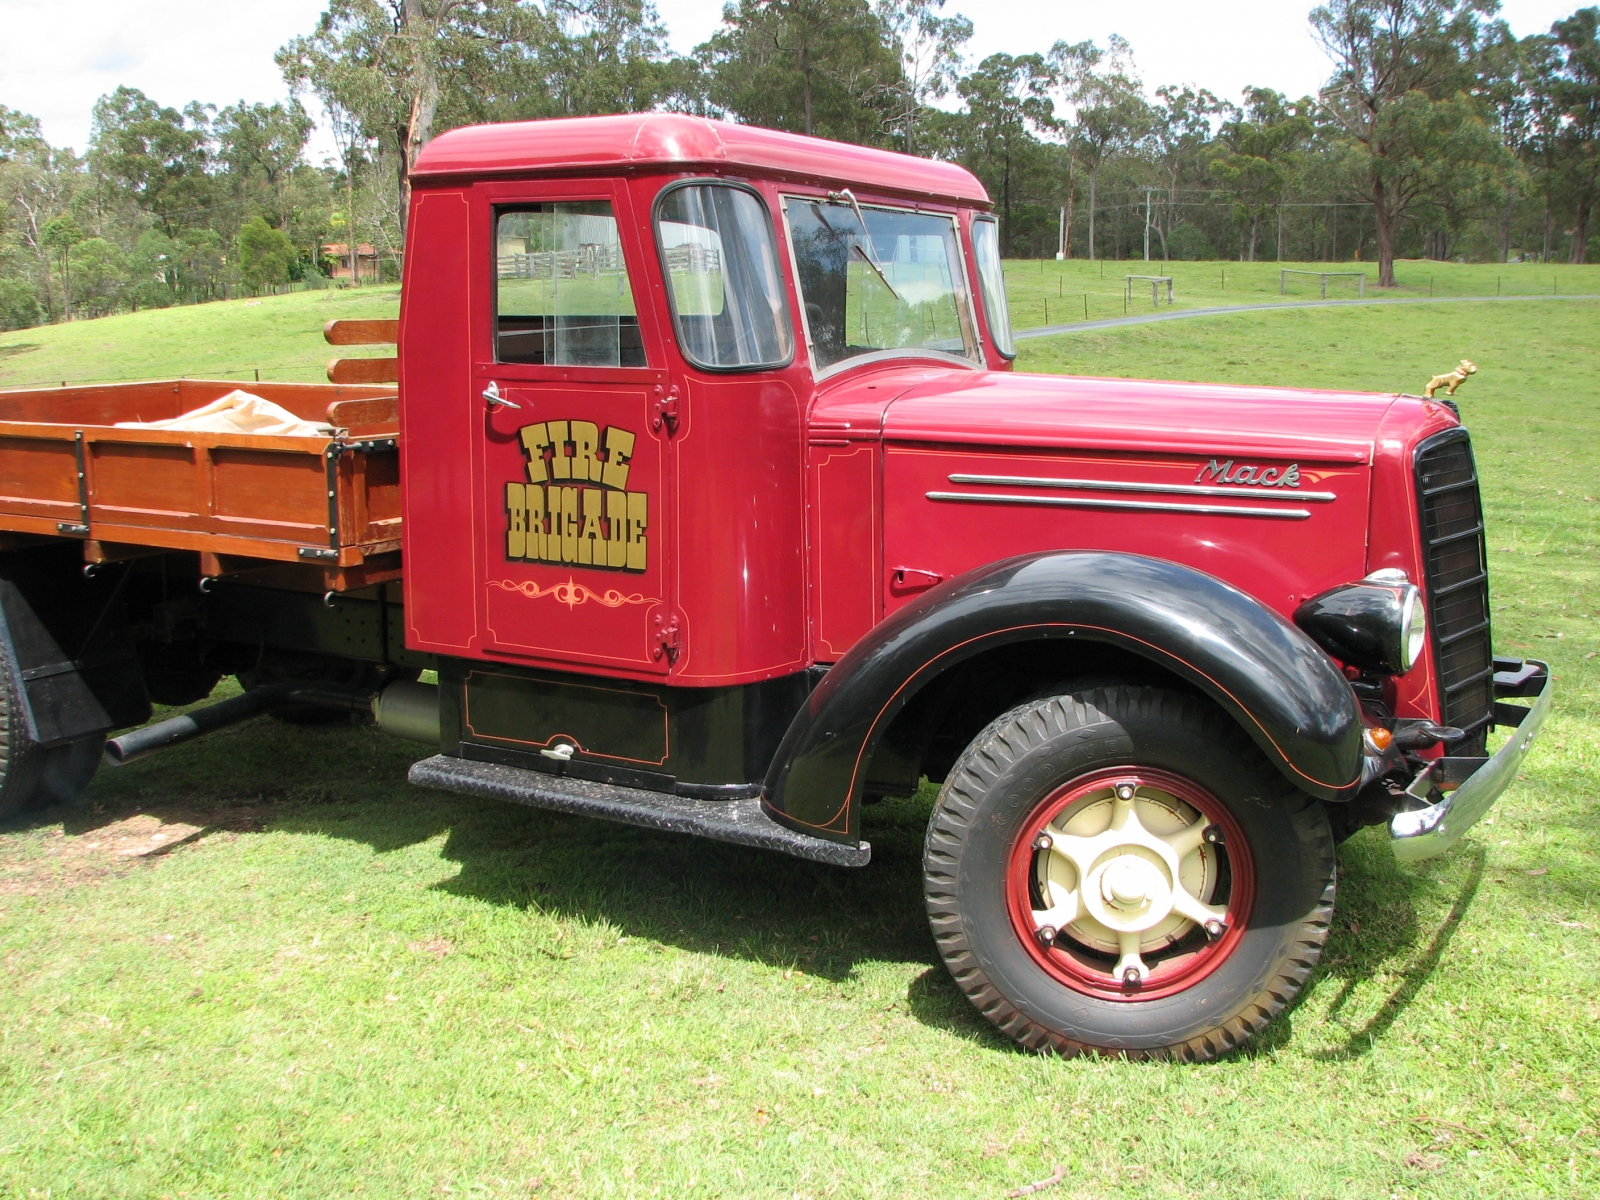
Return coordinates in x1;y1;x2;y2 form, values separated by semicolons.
0;286;401;389
5;258;1598;391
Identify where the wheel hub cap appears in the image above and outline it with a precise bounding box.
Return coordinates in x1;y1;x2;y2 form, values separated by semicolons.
1101;856;1161;911
1011;770;1250;999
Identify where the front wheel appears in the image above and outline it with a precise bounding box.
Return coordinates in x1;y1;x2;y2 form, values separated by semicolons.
924;686;1335;1061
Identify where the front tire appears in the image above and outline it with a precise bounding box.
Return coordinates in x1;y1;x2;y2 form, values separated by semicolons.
924;686;1334;1061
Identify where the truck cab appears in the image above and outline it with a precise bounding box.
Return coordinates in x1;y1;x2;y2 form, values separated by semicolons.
0;114;1550;1061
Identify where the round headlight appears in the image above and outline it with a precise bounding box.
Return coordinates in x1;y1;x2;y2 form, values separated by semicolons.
1293;577;1426;676
1399;585;1427;672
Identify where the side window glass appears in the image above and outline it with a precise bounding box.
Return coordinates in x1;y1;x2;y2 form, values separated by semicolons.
495;202;645;367
971;217;1015;357
655;184;792;371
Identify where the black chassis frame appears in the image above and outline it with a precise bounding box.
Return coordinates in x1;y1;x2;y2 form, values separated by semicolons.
2;545;1365;870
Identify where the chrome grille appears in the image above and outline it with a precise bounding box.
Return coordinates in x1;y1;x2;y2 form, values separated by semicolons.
1415;429;1493;749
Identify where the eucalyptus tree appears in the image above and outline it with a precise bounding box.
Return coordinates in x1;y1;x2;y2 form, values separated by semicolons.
1310;0;1505;285
1059;36;1150;261
0;107;79;321
697;0;904;142
40;215;84;320
951;52;1057;251
277;0;471;230
88;87;215;239
1210;88;1313;260
1148;84;1225;259
1475;18;1536;260
1545;7;1600;261
874;0;972;155
279;1;693;228
215;100;314;225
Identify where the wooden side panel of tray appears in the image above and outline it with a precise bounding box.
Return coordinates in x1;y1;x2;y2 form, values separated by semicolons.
0;380;403;590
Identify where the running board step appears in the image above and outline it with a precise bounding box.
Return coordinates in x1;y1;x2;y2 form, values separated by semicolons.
407;755;871;868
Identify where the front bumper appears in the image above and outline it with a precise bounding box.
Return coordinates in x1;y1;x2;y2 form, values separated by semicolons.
1390;658;1552;862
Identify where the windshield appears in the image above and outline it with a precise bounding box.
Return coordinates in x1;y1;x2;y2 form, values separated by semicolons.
783;196;975;373
970;217;1014;358
655;184;791;371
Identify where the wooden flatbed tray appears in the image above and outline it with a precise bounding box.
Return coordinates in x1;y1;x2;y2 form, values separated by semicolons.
0;380;402;591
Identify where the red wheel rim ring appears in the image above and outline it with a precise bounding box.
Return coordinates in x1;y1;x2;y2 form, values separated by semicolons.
1004;766;1256;1002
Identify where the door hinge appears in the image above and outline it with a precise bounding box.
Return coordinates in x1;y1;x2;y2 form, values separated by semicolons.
653;613;682;664
651;385;680;435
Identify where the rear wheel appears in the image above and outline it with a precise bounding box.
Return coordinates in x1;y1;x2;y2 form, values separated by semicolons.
924;686;1334;1061
0;643;103;821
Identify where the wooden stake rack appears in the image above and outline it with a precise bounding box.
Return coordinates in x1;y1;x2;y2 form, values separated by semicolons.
0;370;402;593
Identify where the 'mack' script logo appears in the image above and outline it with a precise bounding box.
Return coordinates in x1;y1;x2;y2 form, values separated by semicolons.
504;420;647;572
1196;459;1301;488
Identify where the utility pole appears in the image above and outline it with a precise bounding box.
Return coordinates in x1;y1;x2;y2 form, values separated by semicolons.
1056;206;1066;261
1142;189;1156;262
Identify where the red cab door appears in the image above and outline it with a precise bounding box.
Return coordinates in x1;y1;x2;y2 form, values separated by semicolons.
471;180;675;677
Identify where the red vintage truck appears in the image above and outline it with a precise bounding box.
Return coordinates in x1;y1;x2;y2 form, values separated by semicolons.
0;114;1550;1061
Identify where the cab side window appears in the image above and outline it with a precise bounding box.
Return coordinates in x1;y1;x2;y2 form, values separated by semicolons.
495;202;646;367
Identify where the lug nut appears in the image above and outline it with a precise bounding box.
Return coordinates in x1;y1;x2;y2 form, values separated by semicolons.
1115;784;1136;801
1037;925;1057;946
1033;832;1053;851
1204;919;1226;938
1203;825;1225;845
1121;967;1142;988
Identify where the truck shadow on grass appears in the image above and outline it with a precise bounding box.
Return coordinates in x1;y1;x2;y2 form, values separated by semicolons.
24;717;1492;1060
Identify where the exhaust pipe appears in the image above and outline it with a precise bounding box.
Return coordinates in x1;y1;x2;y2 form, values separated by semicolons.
371;680;440;745
105;679;439;766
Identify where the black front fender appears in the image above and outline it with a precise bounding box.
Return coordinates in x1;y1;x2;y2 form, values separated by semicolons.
763;551;1362;841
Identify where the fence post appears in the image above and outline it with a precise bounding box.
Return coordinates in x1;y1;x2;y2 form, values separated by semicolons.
1280;269;1286;295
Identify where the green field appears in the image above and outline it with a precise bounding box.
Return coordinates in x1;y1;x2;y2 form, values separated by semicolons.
0;285;401;389
1000;257;1600;329
1;285;1597;1197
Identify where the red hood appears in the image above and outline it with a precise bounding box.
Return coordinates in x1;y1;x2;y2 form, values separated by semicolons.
874;369;1408;463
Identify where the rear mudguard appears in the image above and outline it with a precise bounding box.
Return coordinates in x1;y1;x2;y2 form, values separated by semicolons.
763;551;1362;842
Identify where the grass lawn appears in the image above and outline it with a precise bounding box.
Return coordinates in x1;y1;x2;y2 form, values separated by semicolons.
0;285;401;390
999;257;1600;329
0;295;1597;1197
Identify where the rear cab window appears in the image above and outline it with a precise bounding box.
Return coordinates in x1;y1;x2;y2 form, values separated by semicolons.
782;194;977;375
495;202;646;367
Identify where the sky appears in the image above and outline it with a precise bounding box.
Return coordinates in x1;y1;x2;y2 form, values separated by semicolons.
0;0;1584;164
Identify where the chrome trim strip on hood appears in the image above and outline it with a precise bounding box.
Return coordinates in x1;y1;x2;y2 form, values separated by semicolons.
948;472;1337;503
926;490;1312;520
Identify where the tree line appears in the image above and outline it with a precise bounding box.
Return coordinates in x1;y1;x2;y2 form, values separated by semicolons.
3;0;1598;329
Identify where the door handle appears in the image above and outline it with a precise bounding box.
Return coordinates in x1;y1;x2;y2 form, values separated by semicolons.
482;381;520;410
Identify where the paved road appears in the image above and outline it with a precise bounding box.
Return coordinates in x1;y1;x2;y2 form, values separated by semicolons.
1013;291;1600;341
